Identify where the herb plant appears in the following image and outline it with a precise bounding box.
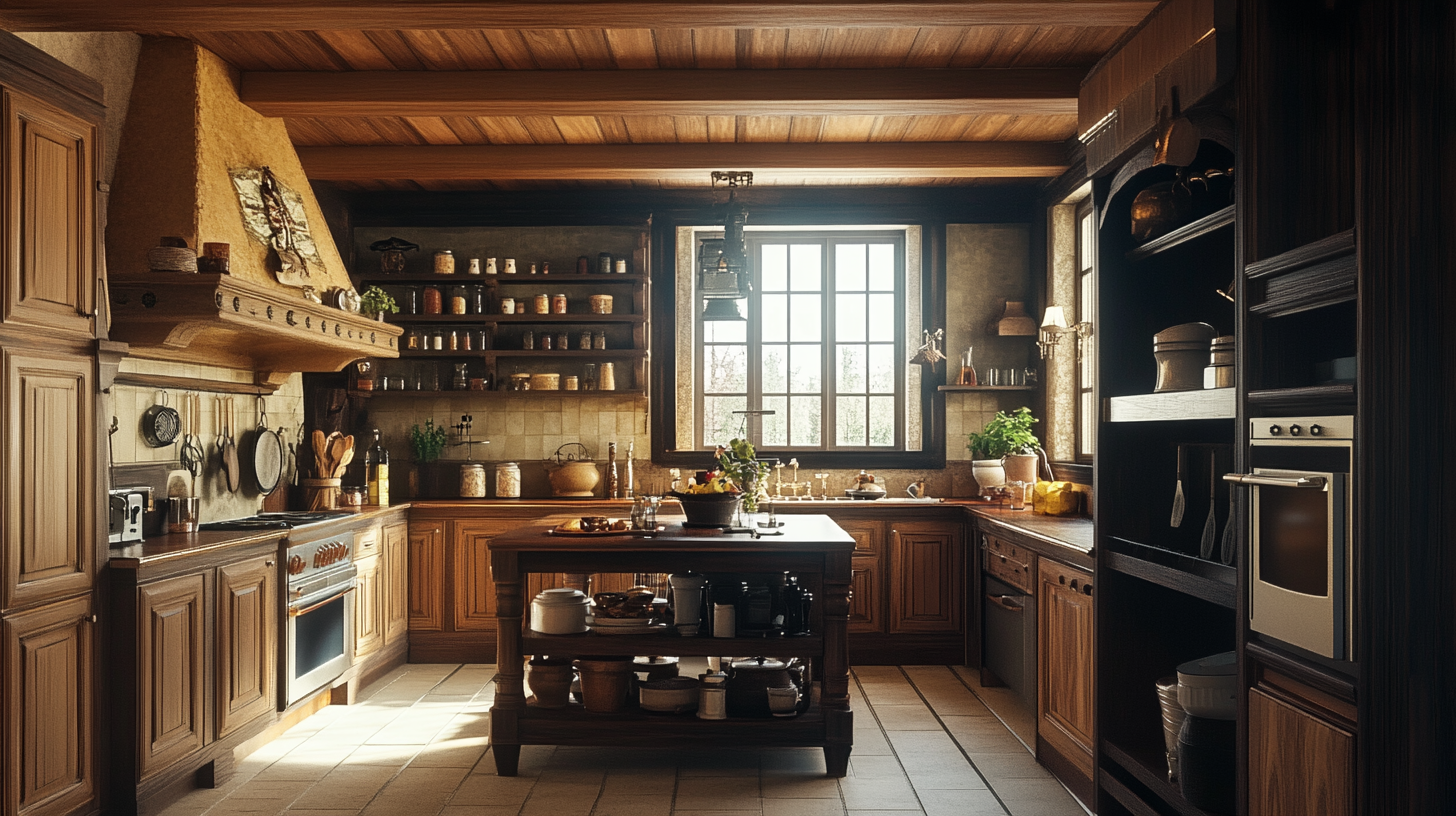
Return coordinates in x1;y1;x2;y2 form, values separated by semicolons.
409;419;448;463
359;285;399;318
717;437;770;511
967;407;1041;460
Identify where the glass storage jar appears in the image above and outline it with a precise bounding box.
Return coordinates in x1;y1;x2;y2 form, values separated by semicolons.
495;462;521;498
433;249;455;275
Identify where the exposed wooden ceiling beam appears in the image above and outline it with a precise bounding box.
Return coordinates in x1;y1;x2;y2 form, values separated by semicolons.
1;1;1157;31
242;68;1081;118
295;142;1069;181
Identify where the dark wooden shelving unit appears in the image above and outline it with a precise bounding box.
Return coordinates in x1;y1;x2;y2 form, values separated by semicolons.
359;273;648;284
1125;205;1236;263
1246;383;1355;413
351;388;646;400
1103;537;1237;608
936;384;1036;392
524;631;824;655
387;313;646;324
1102;739;1223;816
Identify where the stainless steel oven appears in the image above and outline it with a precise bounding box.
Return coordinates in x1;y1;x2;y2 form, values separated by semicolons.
1225;416;1353;659
282;535;355;708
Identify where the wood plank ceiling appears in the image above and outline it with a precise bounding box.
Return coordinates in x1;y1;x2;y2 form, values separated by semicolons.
3;2;1152;189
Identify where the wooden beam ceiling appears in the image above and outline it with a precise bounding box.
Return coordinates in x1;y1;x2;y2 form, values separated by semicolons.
295;141;1069;181
241;68;1081;118
1;0;1157;31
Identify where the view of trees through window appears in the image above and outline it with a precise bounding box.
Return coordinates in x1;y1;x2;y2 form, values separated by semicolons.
698;231;904;452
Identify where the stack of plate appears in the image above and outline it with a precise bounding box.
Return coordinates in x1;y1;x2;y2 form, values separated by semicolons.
586;615;664;636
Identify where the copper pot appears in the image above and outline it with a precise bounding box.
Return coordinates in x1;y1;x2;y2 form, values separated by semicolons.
1130;180;1191;242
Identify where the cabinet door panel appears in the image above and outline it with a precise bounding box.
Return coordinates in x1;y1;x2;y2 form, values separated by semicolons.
1038;560;1094;779
837;518;886;556
138;574;206;779
216;556;276;738
383;522;408;644
452;519;521;631
353;554;382;658
1249;688;1355;816
4;595;93;816
3;89;95;336
408;523;444;632
3;350;94;610
848;555;883;634
889;522;963;633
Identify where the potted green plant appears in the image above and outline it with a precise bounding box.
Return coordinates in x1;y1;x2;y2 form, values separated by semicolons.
408;418;450;497
717;438;770;512
360;285;398;320
966;407;1041;491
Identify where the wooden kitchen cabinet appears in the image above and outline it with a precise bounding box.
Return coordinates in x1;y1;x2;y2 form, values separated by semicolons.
2;594;93;816
837;518;886;634
1038;559;1094;787
353;553;383;659
1;88;97;339
2;348;94;612
214;555;276;740
383;521;408;644
451;518;516;631
888;521;963;634
407;521;444;632
137;573;207;780
1249;685;1356;816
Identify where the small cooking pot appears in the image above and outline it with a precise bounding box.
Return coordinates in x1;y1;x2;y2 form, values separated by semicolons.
725;657;805;718
544;442;600;497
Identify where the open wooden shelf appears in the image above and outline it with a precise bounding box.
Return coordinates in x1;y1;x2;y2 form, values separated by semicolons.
524;631;823;656
1247;383;1355;412
517;699;828;746
352;389;645;399
1106;388;1236;422
1125;205;1236;263
1103;536;1236;608
391;313;644;324
1102;739;1224;816
937;385;1037;392
359;273;647;284
399;348;647;359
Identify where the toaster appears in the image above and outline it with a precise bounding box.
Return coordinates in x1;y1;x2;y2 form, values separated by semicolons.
109;487;152;545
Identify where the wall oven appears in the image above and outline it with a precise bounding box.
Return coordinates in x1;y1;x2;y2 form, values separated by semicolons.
1225;416;1353;660
282;535;356;708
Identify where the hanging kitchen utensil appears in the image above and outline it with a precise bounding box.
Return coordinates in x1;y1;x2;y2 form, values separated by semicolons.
1171;445;1186;528
221;396;240;492
141;391;181;448
251;396;284;496
180;393;204;478
1199;456;1217;560
1219;482;1238;565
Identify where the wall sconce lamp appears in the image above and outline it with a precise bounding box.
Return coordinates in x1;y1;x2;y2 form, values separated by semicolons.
1037;306;1093;360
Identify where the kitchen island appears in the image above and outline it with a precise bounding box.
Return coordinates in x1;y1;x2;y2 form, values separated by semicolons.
487;513;856;777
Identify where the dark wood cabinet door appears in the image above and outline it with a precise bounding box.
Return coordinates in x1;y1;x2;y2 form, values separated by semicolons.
353;553;383;658
1249;687;1355;816
137;573;206;779
2;88;96;338
3;594;93;816
848;555;883;634
889;522;963;633
383;521;408;644
407;522;444;632
2;349;94;611
1038;559;1094;781
215;555;276;739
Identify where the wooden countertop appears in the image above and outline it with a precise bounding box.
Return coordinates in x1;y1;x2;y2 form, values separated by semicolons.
962;506;1094;554
108;504;410;567
490;512;854;553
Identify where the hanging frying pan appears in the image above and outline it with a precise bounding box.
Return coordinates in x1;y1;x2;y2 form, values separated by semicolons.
141;391;181;448
249;397;284;496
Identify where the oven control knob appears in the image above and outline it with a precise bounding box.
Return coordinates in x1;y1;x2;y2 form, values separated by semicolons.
1310;424;1323;436
288;555;304;575
1289;424;1303;436
1268;424;1282;435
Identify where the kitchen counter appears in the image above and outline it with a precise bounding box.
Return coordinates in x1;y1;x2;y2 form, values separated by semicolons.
109;504;411;567
959;505;1094;555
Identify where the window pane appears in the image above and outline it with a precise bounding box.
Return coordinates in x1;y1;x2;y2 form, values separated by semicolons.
789;294;821;342
761;244;788;291
703;317;746;344
837;344;867;393
762;344;788;393
790;344;821;392
835;244;866;291
761;294;788;343
867;294;895;341
761;395;788;446
1079;270;1094;323
790;396;821;446
837;396;867;446
868;395;895;446
868;244;895;291
703;396;747;447
1079;214;1094;272
789;244;822;291
703;344;747;392
868;344;895;393
835;294;866;342
1079;391;1097;456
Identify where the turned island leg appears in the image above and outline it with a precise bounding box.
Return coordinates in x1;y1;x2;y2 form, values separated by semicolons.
490;550;525;775
821;550;854;777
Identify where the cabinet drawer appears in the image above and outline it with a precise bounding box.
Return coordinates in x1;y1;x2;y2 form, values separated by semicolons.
983;533;1032;566
354;526;381;559
982;536;1034;595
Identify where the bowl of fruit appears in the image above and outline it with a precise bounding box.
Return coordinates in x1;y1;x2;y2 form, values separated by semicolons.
669;472;743;526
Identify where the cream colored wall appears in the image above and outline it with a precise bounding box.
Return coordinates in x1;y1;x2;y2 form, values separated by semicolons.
14;32;140;185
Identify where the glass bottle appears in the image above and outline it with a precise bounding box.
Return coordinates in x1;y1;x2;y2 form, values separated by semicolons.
449;285;468;315
959;347;978;386
365;429;390;506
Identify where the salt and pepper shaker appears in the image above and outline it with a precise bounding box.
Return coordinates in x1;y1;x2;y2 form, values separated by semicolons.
624;441;634;499
606;442;619;499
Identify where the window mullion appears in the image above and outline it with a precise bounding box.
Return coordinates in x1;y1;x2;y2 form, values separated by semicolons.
823;237;836;453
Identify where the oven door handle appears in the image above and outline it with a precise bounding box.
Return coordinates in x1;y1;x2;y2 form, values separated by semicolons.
1223;473;1327;489
289;586;355;617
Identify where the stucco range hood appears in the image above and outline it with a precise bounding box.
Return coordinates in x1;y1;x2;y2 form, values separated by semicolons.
108;274;400;390
105;37;399;386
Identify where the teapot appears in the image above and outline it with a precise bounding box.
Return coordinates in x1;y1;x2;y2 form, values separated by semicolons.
725;657;806;718
544;442;600;497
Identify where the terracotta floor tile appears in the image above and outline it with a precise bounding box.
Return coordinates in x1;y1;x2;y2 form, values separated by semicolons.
760;799;848;816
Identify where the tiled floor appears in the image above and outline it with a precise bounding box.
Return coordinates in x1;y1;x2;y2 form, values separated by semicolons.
156;663;1086;816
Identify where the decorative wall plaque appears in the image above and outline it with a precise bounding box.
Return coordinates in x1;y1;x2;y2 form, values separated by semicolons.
230;166;325;287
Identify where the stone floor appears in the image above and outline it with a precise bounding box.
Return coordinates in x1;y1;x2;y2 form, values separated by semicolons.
155;663;1086;816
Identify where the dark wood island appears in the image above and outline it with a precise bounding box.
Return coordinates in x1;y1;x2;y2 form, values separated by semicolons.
488;513;855;776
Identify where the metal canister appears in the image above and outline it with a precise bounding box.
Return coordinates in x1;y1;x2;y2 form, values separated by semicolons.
599;362;616;391
598;252;613;275
697;674;727;720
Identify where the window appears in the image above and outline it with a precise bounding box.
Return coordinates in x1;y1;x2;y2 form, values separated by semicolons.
698;230;906;451
1075;199;1097;459
661;224;932;466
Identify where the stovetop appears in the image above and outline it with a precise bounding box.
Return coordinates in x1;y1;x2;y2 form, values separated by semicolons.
197;511;354;532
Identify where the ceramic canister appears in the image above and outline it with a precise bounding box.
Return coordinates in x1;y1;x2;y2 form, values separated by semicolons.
530;588;590;634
